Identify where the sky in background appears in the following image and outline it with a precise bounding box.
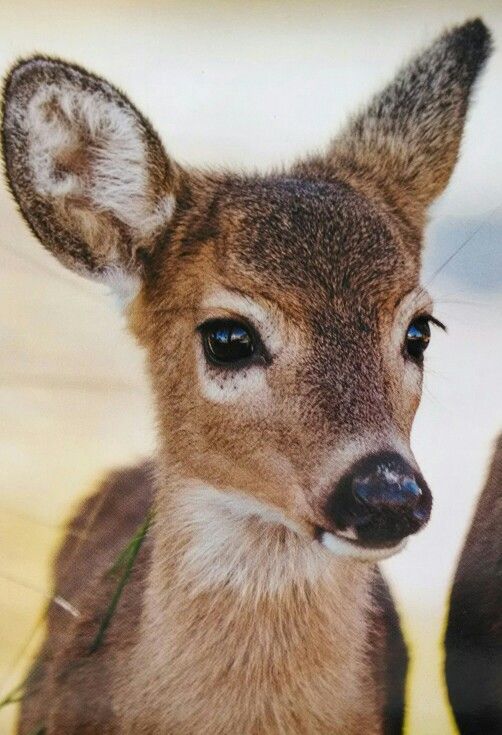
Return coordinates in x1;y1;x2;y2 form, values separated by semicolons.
0;2;501;733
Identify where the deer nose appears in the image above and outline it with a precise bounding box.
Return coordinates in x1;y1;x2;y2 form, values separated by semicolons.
325;452;432;548
352;474;422;507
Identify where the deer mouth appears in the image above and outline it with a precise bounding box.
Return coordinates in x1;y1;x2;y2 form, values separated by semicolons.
314;527;408;562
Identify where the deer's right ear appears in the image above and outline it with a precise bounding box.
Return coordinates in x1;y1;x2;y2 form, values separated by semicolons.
2;57;179;285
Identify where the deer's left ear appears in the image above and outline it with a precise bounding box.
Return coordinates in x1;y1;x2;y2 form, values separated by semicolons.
2;57;180;280
301;19;492;231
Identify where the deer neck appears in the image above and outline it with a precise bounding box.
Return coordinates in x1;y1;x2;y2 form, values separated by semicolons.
150;474;373;597
126;474;378;732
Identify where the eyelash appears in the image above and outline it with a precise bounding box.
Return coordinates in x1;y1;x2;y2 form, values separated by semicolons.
424;314;447;332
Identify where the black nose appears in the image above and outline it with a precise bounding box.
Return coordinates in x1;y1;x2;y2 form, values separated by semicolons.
325;452;432;548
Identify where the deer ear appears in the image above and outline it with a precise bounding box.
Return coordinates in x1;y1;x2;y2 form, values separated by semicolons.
326;19;492;227
2;57;179;283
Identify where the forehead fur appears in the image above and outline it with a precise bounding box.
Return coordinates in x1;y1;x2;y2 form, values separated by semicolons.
151;173;418;318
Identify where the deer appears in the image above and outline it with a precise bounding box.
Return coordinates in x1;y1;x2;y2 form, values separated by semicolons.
2;18;492;735
445;433;502;735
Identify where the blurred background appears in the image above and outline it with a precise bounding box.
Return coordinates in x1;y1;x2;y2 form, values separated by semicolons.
0;1;501;732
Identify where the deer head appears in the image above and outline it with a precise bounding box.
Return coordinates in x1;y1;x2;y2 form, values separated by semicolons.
2;20;492;562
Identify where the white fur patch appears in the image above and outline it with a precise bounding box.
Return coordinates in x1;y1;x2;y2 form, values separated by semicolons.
196;289;286;405
196;338;269;404
94;267;141;311
19;80;174;238
176;483;326;596
320;531;406;562
201;289;284;356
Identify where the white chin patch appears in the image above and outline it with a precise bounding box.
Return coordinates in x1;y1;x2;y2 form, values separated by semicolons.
320;531;407;562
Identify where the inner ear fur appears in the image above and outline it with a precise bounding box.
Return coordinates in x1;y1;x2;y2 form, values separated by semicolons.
297;19;492;232
2;56;180;277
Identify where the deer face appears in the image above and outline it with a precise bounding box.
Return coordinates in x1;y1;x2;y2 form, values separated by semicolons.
135;175;435;559
2;20;491;559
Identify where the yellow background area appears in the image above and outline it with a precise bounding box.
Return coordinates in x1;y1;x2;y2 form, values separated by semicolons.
1;2;501;733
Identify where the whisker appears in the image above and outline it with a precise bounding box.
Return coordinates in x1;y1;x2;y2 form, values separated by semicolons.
408;203;502;312
421;385;443;407
424;203;502;288
431;298;493;308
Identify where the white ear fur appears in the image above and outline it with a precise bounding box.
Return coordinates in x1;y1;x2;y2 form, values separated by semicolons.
3;58;179;278
24;81;175;238
94;268;142;311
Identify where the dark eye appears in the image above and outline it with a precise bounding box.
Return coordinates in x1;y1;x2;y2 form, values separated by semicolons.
405;316;431;361
200;319;257;367
405;314;446;363
405;313;448;362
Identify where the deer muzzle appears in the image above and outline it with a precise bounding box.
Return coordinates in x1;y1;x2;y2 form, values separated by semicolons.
323;451;432;551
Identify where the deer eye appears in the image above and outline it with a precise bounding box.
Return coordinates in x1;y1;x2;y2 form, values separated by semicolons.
404;314;446;364
200;319;258;367
405;316;432;361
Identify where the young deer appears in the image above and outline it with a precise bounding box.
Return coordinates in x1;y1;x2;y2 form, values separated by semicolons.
445;433;502;734
2;19;491;735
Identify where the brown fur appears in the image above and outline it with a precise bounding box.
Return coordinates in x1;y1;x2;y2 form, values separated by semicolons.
1;18;492;735
445;434;502;733
20;465;403;735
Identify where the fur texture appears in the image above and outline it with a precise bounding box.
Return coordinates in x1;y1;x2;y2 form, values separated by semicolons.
2;57;179;276
295;19;492;235
19;465;403;735
1;18;492;735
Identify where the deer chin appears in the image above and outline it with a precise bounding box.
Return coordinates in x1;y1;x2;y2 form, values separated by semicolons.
319;530;407;562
